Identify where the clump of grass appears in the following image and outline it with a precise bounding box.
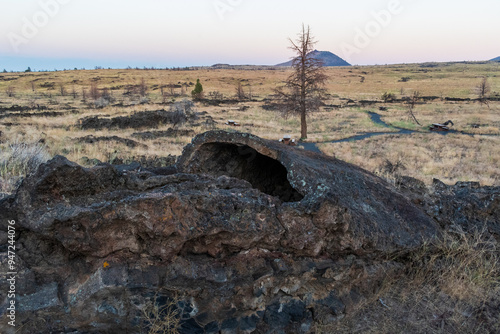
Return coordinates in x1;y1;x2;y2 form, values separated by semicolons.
408;227;500;301
317;228;500;333
0;140;51;194
141;292;183;334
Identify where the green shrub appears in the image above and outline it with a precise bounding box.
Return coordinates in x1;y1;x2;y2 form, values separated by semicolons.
191;79;203;100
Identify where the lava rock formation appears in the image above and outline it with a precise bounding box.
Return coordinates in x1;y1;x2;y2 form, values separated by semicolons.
2;131;494;333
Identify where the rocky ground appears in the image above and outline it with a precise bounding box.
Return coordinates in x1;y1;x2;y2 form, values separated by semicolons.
0;131;498;333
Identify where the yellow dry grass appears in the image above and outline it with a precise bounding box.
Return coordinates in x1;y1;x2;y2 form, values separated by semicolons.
316;228;500;334
319;132;500;185
1;61;499;185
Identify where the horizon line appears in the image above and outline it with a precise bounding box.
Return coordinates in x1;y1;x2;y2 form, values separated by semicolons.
2;58;499;73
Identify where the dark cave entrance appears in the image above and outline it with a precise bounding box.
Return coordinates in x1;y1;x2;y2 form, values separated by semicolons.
195;143;304;202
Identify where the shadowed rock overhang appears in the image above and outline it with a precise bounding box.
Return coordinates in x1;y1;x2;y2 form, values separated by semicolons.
178;142;303;202
178;131;439;253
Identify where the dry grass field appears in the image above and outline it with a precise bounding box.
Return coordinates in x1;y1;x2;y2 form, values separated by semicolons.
1;61;500;193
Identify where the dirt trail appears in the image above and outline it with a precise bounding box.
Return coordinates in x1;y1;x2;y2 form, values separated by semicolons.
299;111;497;153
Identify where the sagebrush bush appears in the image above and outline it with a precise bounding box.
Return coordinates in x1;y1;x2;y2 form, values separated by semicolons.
0;141;51;194
169;99;193;127
93;97;112;108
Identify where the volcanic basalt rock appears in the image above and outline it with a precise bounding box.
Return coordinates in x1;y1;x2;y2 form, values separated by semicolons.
177;131;438;255
78;109;186;130
397;176;500;238
0;131;442;333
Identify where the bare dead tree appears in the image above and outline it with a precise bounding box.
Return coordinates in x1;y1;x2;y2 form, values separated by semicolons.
274;24;328;139
138;78;148;97
168;83;176;96
160;86;166;104
406;91;422;126
82;88;88;102
181;83;188;96
235;81;246;101
475;77;491;106
5;86;15;97
160;85;172;104
89;82;100;100
71;85;78;99
59;83;66;96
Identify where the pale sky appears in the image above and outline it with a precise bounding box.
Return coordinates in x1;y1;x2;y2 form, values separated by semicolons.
1;0;499;71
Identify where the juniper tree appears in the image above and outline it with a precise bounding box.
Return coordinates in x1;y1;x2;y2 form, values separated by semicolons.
191;79;204;100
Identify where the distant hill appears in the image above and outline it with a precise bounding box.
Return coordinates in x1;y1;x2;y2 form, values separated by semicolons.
276;50;351;67
491;57;500;62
